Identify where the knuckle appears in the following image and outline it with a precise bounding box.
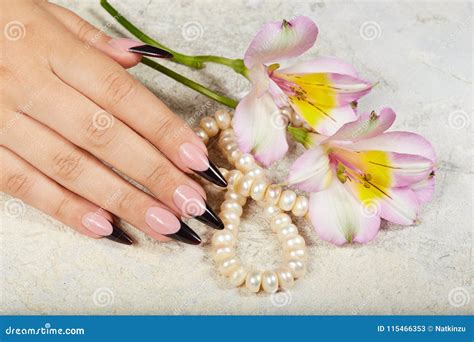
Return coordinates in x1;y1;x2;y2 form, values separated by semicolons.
114;189;141;214
75;17;96;42
53;195;71;220
152;115;175;140
101;69;136;106
82;112;117;149
5;171;33;197
144;162;170;188
52;148;84;181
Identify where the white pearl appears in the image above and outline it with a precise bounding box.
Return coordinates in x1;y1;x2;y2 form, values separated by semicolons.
278;190;297;211
292;196;309;217
261;270;279;293
200;116;219;137
218;136;235;149
235;175;254;197
250;179;269;201
282;235;306;251
227;148;242;163
284;248;308;261
224;222;239;235
220;200;243;216
229;266;247;287
245;271;262;293
218;167;229;180
287;259;306;278
276;224;298;241
219;210;240;226
271;213;292;232
264;184;282;205
226;170;243;189
263;205;281;217
280;106;293;118
235;153;255;173
276;267;295;290
214;109;232;129
291;111;304;127
220;128;234;139
211;230;236;247
212;246;235;262
218;257;240;276
225;190;247;206
246;167;264;179
194;128;209;144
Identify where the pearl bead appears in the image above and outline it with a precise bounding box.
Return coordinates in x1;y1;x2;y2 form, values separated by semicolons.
223;142;238;154
200;116;219;137
278;190;297;211
246;166;264;179
271;213;292;232
214;109;231;129
218;257;240;276
219;210;240;226
291;111;304;127
235;153;255;173
225;190;247;206
235;175;254;197
212;230;236;247
226;170;243;189
218;136;235;149
292;196;309;217
220;128;234;139
220;200;243;216
264;185;282;205
250;179;269;201
276;267;295;290
194;128;209;144
224;222;239;235
263;205;281;217
303;122;313;131
261;270;279;293
282;235;306;251
276;224;298;242
218;168;229;180
287;259;306;278
212;246;235;262
284;248;308;261
227;147;242;163
245;271;262;293
229;266;247;287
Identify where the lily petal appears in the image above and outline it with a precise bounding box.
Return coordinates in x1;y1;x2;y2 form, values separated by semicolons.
411;176;435;205
288;146;333;192
309;180;381;245
278;57;360;77
349;131;437;163
233;90;288;166
328;107;396;142
244;16;318;68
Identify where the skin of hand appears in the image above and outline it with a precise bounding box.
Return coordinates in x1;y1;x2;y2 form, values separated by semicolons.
0;0;226;245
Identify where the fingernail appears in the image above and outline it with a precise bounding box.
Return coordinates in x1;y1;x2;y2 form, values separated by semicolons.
127;44;174;58
82;212;113;236
107;38;143;52
173;185;224;230
145;207;201;245
106;223;134;245
178;143;228;188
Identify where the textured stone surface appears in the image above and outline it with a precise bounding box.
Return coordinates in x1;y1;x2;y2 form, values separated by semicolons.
1;0;472;314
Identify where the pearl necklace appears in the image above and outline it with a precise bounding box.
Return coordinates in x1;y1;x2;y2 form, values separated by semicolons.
195;110;309;293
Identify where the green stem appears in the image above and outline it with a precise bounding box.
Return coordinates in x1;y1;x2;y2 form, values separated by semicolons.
142;58;238;108
100;0;247;76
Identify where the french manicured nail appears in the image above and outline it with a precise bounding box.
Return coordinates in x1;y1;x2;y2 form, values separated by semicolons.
178;143;228;188
107;223;133;245
82;212;113;236
107;38;143;52
127;44;174;58
145;207;201;245
173;185;224;230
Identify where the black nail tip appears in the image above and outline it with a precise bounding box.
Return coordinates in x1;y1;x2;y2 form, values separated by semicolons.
166;221;201;245
195;160;228;188
106;224;133;245
195;203;224;230
128;44;174;58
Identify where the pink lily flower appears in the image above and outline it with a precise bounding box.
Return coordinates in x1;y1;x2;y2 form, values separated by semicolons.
233;16;373;166
288;108;436;245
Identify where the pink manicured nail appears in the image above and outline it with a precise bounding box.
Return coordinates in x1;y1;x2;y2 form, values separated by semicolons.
107;38;143;52
82;212;113;236
145;207;180;235
178;143;209;172
173;185;206;217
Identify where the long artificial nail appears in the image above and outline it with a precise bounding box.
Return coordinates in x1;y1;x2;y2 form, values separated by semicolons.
128;44;173;58
82;212;113;236
108;38;144;52
173;185;224;230
178;143;228;188
106;223;134;245
145;207;201;245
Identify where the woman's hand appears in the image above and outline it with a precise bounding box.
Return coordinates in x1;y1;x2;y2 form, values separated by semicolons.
1;0;227;245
